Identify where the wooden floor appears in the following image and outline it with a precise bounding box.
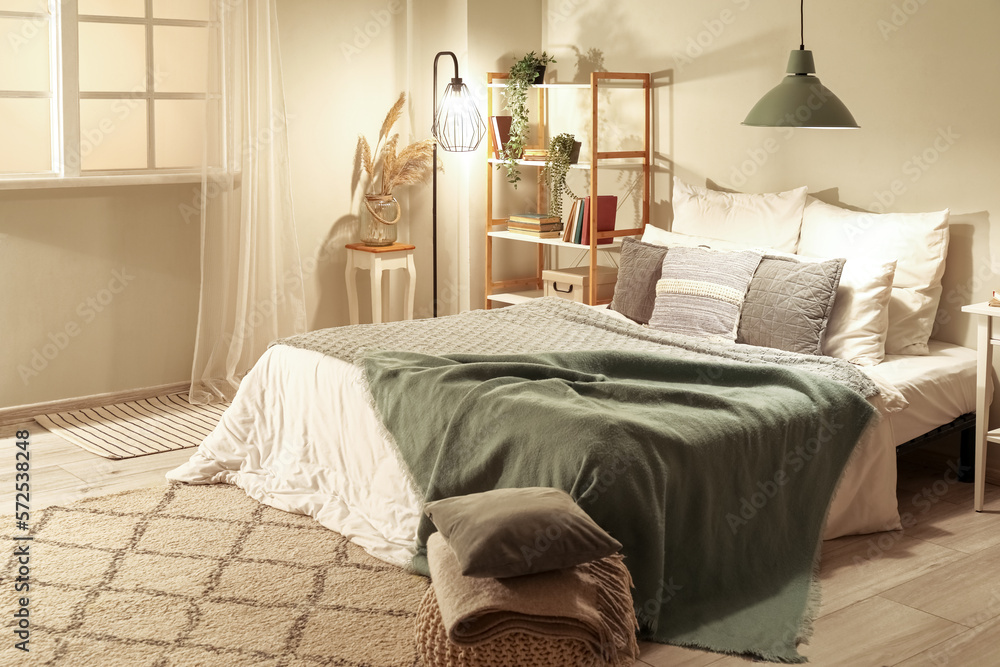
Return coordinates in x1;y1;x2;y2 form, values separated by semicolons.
2;422;999;666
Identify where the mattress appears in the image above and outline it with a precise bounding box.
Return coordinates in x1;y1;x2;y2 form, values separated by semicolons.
167;311;977;567
864;340;977;446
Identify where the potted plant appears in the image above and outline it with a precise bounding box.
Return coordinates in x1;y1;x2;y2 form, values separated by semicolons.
356;92;436;245
500;51;556;187
543;132;580;218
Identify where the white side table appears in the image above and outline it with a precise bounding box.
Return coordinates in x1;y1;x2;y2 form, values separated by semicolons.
961;302;997;511
345;242;416;324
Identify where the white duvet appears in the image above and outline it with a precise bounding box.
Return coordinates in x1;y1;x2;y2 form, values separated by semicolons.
167;316;976;568
167;345;423;568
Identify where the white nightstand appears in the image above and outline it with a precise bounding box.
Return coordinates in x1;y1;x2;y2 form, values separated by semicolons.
961;302;997;511
345;242;416;324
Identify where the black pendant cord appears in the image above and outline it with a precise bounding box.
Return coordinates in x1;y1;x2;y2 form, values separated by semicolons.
799;0;805;49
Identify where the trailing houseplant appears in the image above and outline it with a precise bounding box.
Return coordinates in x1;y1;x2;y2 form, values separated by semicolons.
500;51;556;187
543;132;579;217
356;92;435;245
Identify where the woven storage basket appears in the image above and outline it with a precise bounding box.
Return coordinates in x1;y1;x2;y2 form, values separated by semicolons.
415;585;603;667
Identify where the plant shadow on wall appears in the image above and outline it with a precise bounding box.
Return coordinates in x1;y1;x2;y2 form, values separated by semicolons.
569;46;606;84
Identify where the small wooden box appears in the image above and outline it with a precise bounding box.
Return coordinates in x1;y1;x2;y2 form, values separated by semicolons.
542;266;618;305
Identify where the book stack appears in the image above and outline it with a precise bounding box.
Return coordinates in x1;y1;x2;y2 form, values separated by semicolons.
522;148;548;161
562;195;618;245
507;213;563;238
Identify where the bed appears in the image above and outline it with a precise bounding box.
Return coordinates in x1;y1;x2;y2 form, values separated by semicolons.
167;305;976;561
168;181;973;661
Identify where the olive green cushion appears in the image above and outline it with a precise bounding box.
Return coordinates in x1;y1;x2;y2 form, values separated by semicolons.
423;487;622;578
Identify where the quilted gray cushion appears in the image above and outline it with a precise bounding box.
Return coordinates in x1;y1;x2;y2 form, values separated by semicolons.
609;237;668;324
648;246;763;341
737;256;846;355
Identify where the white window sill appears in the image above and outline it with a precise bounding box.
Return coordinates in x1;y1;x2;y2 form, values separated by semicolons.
0;172;204;191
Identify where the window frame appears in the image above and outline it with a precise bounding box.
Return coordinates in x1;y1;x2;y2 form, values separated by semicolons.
0;1;62;180
0;0;212;188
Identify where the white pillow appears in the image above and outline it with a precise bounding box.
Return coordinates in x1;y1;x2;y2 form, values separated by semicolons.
798;197;949;355
640;226;751;251
823;259;897;366
670;177;807;253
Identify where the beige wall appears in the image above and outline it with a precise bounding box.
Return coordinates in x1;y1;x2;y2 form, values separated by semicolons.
0;184;200;408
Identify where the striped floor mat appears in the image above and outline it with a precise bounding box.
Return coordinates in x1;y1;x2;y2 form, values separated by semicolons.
35;393;229;459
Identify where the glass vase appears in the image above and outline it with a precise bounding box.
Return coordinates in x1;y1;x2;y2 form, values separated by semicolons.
361;194;400;246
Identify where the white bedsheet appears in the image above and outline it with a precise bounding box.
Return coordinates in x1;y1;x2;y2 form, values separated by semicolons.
167;321;977;566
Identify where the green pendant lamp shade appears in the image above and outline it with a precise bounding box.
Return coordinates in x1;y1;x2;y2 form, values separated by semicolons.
743;1;859;129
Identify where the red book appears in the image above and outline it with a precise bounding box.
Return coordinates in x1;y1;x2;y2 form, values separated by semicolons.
490;116;512;158
580;195;617;246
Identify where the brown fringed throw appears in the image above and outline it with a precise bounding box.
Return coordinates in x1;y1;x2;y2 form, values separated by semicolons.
416;532;639;667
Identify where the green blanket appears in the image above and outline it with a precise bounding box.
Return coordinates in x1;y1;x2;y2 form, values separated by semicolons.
364;349;876;663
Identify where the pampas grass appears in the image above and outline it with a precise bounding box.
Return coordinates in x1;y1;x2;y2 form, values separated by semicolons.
357;92;435;197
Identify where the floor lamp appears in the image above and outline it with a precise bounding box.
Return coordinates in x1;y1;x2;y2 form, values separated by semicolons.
431;51;486;318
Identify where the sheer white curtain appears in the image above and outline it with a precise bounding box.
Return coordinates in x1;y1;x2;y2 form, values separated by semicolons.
189;0;306;403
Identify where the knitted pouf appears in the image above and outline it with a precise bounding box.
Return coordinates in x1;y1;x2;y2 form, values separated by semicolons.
414;585;602;667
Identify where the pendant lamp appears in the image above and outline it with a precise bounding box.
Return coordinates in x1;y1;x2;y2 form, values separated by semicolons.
430;51;486;318
743;0;858;129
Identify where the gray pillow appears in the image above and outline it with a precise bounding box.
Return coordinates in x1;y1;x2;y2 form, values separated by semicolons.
648;246;763;341
423;487;622;578
737;255;845;355
609;237;669;324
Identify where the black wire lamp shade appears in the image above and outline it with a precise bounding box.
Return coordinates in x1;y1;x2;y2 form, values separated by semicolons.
433;78;487;151
743;0;858;129
430;51;486;318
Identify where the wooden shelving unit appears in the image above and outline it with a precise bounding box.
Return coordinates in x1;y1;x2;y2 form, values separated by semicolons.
485;71;651;307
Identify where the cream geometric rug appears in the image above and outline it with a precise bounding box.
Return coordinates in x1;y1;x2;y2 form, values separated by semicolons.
35;393;229;460
0;484;428;666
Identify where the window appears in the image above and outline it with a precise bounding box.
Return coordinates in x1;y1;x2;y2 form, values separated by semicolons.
0;0;210;180
0;0;57;174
